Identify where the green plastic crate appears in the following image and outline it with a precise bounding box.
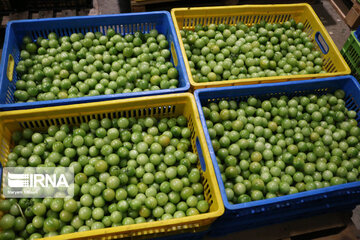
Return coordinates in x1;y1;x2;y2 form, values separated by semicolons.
341;31;360;81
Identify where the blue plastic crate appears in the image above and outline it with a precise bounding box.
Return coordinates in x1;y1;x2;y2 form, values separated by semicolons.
194;75;360;236
355;26;360;42
0;11;189;111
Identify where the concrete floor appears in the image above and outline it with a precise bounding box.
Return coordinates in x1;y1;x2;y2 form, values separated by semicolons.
312;0;351;49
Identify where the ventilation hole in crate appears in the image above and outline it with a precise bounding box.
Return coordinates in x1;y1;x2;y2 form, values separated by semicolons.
31;31;37;40
216;17;221;25
54;118;61;125
283;14;289;22
324;61;335;72
209;17;214;25
272;15;279;23
201;17;206;25
36;31;42;39
328;64;336;73
116;111;122;118
257;15;263;23
6;88;14;104
103;25;109;34
87;114;94;122
64;117;70;125
158;106;164;114
149;107;155;115
47;119;54;126
32;121;39;128
347;97;360;113
188;18;193;28
303;20;311;30
275;15;282;23
323;58;332;69
74;116;80;124
203;17;208;25
251;15;256;25
157;107;162;115
199;17;205;26
242;16;247;24
28;121;35;128
40;29;47;38
280;14;286;22
129;109;134;117
201;17;210;26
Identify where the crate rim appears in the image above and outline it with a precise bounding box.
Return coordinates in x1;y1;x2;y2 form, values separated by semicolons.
171;3;351;89
171;3;312;11
194;75;360;211
0;11;190;111
0;92;225;240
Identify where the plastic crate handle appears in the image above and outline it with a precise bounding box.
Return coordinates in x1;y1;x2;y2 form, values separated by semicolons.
196;137;206;172
0;52;15;83
315;32;329;54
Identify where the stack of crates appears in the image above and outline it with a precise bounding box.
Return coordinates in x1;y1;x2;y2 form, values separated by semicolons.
0;11;224;240
170;4;360;237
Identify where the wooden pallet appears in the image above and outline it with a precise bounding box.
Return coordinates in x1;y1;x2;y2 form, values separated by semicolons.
330;0;360;28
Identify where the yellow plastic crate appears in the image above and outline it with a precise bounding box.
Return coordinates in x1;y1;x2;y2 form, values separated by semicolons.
0;93;224;240
171;4;351;90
